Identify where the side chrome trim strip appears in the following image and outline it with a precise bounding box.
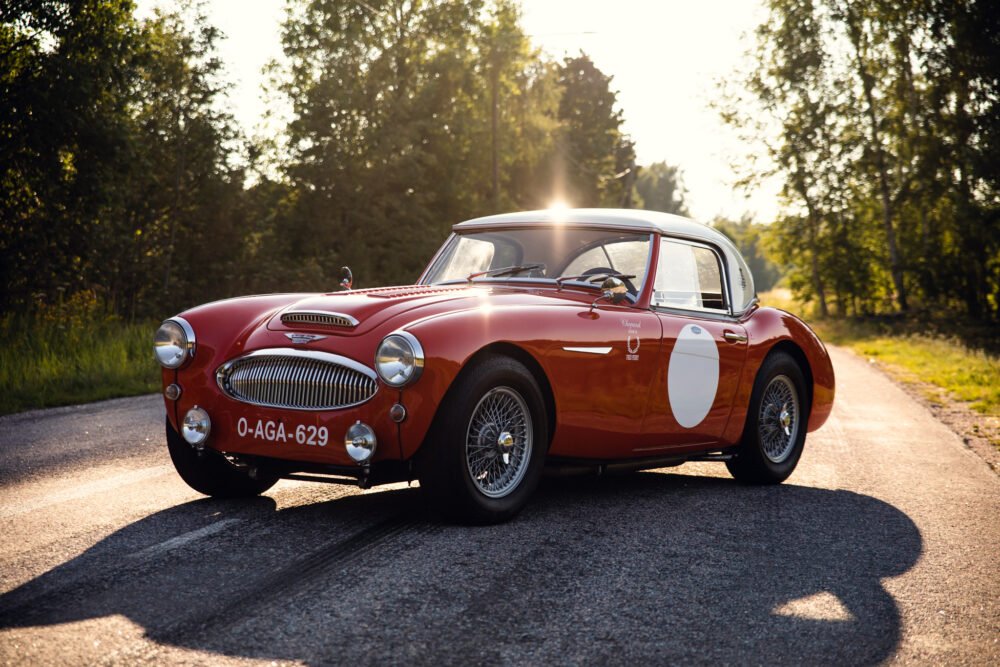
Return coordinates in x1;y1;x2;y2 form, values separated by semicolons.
562;346;613;355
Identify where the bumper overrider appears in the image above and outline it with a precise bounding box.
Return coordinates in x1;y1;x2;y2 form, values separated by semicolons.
156;317;423;488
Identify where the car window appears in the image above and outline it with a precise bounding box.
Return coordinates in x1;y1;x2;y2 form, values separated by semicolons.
562;240;649;286
652;240;726;311
434;237;496;278
605;240;649;279
562;246;607;276
422;228;651;290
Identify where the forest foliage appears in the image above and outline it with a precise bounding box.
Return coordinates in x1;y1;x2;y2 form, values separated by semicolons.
727;0;999;321
2;0;676;319
2;0;996;328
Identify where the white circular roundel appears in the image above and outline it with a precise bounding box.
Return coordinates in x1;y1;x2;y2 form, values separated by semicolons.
667;324;720;428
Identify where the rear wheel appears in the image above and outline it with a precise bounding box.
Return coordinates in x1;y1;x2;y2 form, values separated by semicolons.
165;418;278;497
726;352;809;484
418;356;548;524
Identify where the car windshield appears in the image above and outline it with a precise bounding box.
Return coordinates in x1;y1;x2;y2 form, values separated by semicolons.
421;227;652;294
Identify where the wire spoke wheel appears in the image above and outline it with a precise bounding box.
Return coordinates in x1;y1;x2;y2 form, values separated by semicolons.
465;386;533;498
758;374;800;463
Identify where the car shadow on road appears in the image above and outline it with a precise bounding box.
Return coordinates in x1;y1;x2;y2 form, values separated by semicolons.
0;472;921;665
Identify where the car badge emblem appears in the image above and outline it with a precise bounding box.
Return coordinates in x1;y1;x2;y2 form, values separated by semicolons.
285;333;327;344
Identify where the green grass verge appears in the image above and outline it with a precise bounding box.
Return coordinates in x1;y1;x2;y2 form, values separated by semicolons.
759;289;1000;416
0;313;159;416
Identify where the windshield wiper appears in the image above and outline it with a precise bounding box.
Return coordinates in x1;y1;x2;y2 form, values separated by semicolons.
467;263;546;285
554;271;636;289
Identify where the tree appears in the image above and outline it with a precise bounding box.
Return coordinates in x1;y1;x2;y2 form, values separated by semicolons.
0;0;141;313
123;0;245;316
635;161;688;216
553;53;630;207
0;0;246;318
269;0;581;288
713;216;782;293
726;0;1000;321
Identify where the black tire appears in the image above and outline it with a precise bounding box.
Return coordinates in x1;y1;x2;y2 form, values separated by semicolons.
165;418;279;498
418;355;548;524
726;351;810;484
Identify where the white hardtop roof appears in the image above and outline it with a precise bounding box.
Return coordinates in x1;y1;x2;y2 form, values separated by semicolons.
454;208;735;250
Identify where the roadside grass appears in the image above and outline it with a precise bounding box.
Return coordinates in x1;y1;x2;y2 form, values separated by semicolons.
758;288;1000;418
0;298;159;416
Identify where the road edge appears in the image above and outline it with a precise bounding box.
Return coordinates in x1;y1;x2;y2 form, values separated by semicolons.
839;346;1000;476
0;393;162;425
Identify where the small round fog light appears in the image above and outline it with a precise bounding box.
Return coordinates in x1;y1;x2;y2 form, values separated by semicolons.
345;421;377;463
165;383;182;401
182;406;211;449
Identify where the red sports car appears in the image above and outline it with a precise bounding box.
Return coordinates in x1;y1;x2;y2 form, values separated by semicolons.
155;209;834;523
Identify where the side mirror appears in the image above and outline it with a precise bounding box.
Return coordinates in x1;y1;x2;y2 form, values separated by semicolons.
590;276;628;311
339;266;353;291
600;276;628;304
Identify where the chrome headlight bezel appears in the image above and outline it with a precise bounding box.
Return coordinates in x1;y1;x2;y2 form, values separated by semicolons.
375;331;424;388
154;317;196;369
181;406;211;448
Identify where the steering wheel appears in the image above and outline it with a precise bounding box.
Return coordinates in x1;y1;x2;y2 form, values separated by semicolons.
581;267;638;296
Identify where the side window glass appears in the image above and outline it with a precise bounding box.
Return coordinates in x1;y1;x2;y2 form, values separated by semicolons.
693;246;725;309
653;240;726;311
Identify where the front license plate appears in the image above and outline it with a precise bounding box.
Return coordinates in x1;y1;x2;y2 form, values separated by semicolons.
235;417;329;447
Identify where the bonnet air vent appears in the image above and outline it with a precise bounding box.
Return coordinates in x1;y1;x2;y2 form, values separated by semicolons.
364;286;468;298
281;310;359;328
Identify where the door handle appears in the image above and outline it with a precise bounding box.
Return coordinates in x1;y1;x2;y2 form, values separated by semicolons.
723;331;748;343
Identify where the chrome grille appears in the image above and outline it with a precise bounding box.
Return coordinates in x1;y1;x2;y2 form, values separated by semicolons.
216;349;377;410
281;310;358;328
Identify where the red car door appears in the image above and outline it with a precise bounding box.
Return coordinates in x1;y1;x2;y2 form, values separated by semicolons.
638;238;749;453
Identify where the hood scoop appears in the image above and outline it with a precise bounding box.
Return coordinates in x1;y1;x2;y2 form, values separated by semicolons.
361;286;469;299
281;310;359;329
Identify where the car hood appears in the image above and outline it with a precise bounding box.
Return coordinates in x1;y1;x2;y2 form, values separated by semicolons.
264;285;485;337
265;283;601;338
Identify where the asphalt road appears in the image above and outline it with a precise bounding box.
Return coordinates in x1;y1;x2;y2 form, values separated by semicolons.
0;346;997;666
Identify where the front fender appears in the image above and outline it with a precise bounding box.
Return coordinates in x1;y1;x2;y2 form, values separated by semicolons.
162;294;312;431
393;305;538;461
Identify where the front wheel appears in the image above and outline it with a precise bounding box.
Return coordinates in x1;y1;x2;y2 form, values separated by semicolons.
726;352;809;484
418;356;548;524
165;418;279;497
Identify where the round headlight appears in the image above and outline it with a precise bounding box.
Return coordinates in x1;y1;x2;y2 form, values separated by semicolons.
154;318;195;369
181;406;211;448
375;332;424;387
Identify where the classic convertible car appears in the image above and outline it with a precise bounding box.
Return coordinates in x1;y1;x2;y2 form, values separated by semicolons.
155;208;834;523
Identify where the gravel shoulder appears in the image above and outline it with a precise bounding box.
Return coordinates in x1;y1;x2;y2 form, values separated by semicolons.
860;356;1000;475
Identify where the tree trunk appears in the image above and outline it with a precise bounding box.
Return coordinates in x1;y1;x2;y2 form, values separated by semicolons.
490;58;499;211
806;205;829;318
846;9;908;312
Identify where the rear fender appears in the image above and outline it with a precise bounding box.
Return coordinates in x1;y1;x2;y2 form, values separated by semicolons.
721;307;835;444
